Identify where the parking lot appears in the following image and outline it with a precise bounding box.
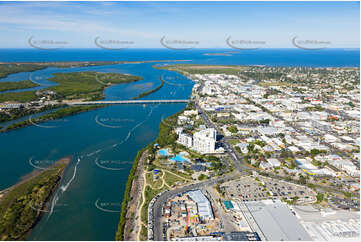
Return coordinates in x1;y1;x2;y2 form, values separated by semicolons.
329;196;360;210
221;175;316;203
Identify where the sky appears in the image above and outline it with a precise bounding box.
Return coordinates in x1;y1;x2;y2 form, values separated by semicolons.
0;1;359;48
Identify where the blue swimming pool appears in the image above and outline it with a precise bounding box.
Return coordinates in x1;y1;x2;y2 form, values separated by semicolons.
169;152;189;163
158;149;170;156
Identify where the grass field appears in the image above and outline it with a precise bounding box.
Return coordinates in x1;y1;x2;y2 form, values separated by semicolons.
163;171;186;187
155;64;247;75
145;171;163;189
139;225;147;241
228;139;239;145
140;185;163;225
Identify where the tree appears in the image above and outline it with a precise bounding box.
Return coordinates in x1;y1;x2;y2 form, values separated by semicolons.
307;183;315;189
298;174;307;185
343;191;352;198
198;174;207;181
291;196;299;204
316;193;324;202
227;125;238;134
260;119;270;125
289;159;297;169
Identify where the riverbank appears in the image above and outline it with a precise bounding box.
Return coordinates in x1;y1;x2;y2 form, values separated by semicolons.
123;149;147;240
115;145;152;241
0;105;105;133
0;104;64;123
0;157;71;240
131;77;164;100
0;70;141;133
0;64;47;79
0;71;143;103
116;105;188;240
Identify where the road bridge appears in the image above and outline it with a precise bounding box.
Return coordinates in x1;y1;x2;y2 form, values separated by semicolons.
68;99;189;105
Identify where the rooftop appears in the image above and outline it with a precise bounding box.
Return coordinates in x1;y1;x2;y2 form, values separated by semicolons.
244;200;312;241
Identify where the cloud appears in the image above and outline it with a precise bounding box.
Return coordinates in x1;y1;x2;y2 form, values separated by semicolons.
0;3;159;39
0;1;358;48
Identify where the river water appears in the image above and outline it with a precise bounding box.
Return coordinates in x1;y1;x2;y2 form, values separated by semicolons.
0;49;358;240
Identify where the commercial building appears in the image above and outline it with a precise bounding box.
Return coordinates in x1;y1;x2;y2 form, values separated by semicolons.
293;205;360;241
243;200;312;241
187;190;214;220
266;158;281;168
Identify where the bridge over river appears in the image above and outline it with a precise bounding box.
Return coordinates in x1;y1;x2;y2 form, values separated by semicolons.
68;99;190;105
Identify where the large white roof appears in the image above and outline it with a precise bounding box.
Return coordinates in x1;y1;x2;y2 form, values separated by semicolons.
187;190;213;219
244;200;312;241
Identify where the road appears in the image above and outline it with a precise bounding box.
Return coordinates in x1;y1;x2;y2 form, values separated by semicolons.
194;102;251;173
151;81;358;240
264;86;359;167
67;99;189;105
152;99;249;240
152;175;234;241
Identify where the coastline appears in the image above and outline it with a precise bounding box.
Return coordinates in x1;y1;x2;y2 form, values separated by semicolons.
0;157;71;240
0;60;192;67
115;145;152;240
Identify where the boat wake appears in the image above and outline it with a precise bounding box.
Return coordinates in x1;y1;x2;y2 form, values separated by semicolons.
112;104;158;148
46;157;81;220
47;194;59;219
60;157;81;192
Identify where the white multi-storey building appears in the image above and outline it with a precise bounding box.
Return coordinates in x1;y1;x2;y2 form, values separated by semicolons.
192;128;217;154
177;133;193;148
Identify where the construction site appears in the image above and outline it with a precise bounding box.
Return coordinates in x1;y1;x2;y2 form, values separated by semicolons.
162;190;222;240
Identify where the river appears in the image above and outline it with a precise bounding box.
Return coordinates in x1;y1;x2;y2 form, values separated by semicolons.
0;48;358;240
0;61;192;240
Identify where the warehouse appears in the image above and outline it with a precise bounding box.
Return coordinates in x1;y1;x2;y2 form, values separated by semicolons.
244;200;311;241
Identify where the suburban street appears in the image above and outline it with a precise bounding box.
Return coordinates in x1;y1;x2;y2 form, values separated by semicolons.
194;102;251;173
